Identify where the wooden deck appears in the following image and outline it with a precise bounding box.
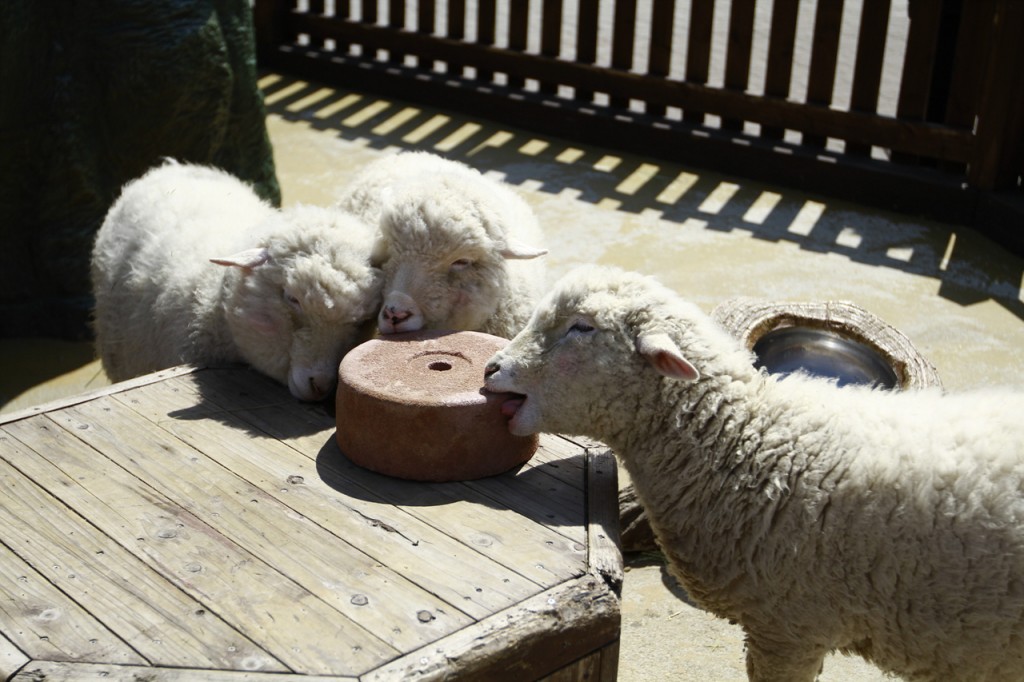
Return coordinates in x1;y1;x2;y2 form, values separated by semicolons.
0;366;622;681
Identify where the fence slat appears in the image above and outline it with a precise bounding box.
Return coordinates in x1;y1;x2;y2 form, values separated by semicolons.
722;0;756;131
611;0;638;108
448;0;466;76
575;0;600;103
476;0;495;82
684;0;715;123
388;0;407;63
847;0;891;156
646;0;676;117
969;0;1024;190
361;0;377;25
804;0;845;148
896;0;944;121
762;0;799;141
508;0;529;88
944;0;989;128
540;0;564;94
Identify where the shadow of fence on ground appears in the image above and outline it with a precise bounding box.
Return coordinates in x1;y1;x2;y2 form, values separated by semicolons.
260;72;1024;320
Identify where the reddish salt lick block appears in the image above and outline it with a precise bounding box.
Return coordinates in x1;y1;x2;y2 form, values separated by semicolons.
336;330;539;481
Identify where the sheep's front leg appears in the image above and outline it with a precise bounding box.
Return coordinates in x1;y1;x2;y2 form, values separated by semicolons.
745;638;825;682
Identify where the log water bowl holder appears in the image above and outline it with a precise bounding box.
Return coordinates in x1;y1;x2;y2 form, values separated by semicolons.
711;299;942;390
336;330;539;481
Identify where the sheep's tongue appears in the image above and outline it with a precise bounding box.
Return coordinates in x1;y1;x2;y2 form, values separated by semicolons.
500;395;525;418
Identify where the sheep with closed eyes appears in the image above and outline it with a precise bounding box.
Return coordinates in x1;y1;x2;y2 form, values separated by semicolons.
337;151;547;338
485;264;1024;682
92;160;382;401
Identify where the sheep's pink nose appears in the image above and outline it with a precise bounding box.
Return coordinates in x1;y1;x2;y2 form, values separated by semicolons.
382;306;412;325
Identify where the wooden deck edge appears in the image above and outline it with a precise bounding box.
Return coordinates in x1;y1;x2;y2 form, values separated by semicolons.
0;365;205;426
0;630;29;681
8;660;356;681
362;573;620;682
586;448;624;594
538;637;620;682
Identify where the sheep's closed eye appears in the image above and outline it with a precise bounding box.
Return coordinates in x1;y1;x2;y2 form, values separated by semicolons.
450;258;473;271
566;320;596;337
285;292;302;312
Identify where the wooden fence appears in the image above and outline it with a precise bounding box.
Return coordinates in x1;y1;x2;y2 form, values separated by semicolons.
254;0;1024;253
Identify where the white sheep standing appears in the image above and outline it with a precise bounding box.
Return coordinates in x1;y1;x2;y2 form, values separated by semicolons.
484;264;1024;682
91;161;383;401
336;151;547;338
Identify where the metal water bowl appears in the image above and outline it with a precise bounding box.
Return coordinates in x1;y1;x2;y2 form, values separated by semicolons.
752;326;899;389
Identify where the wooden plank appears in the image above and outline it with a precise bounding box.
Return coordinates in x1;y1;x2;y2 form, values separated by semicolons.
188;369;590;553
942;0;989;176
0;365;200;426
361;0;377;25
2;413;395;676
475;0;495;82
968;0;1024;189
55;397;472;653
646;0;676;116
507;0;529;89
610;0;637;108
762;0;800;140
847;0;892;156
10;661;354;682
0;631;29;682
538;638;620;682
364;574;619;682
387;0;406;63
446;0;466;76
683;0;715;123
721;0;756;131
574;0;600;103
0;542;144;666
803;0;846;148
117;375;545;620
586;449;623;593
539;0;563;94
173;371;588;584
524;435;586;491
0;424;284;672
893;0;944;166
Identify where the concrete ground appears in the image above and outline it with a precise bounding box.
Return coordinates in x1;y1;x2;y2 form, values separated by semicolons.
4;71;1024;680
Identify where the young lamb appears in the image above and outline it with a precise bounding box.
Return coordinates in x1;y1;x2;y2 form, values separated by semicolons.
336;151;547;338
92;161;383;402
484;265;1024;682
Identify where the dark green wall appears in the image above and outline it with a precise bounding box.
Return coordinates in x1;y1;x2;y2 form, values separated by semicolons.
0;0;280;339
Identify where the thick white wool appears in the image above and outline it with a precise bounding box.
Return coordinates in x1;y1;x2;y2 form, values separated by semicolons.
486;264;1024;682
337;151;546;339
92;161;382;401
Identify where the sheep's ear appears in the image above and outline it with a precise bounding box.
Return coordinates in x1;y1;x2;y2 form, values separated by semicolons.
500;240;548;260
210;247;271;270
636;332;700;382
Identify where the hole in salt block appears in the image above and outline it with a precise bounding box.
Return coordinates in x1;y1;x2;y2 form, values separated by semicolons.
428;361;453;371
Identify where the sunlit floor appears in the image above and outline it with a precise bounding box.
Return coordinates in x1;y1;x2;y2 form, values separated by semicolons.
4;71;1024;680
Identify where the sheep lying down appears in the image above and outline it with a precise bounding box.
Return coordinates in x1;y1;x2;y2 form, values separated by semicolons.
485;264;1024;682
337;151;547;338
92;161;382;401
